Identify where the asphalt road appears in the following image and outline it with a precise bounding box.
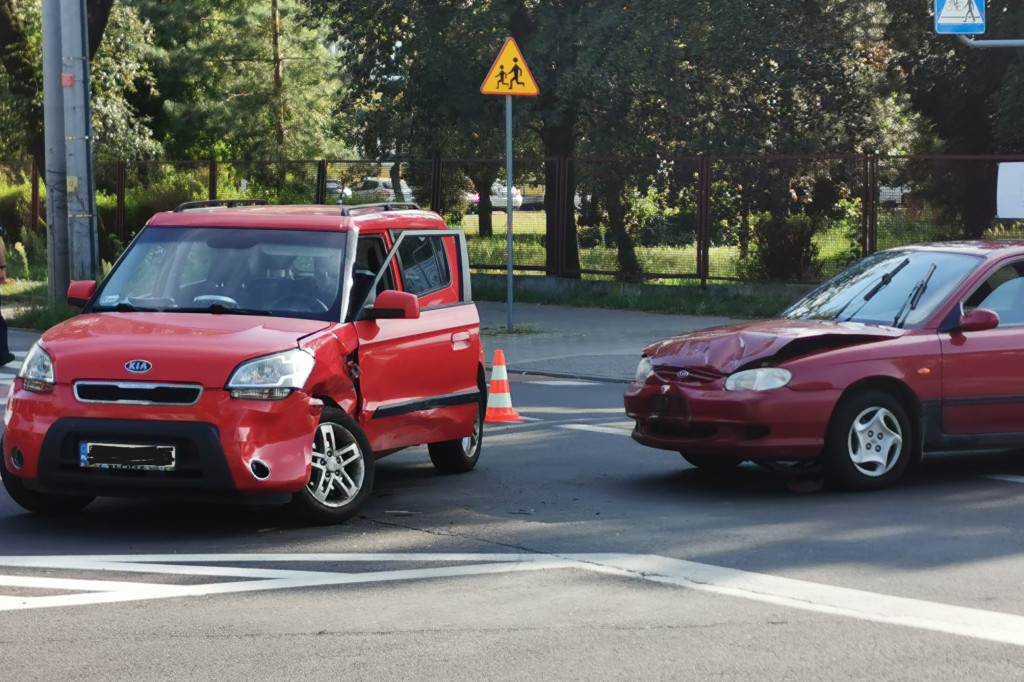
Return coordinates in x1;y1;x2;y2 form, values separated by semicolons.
4;377;1024;680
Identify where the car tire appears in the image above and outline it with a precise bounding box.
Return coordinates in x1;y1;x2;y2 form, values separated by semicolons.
0;447;94;515
680;452;744;473
428;386;484;474
823;390;912;491
289;408;374;524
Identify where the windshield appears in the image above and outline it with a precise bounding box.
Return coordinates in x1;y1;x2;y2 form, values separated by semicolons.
93;226;347;322
782;249;981;328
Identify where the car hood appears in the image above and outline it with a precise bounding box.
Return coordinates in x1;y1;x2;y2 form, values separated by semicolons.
643;318;904;375
40;313;331;387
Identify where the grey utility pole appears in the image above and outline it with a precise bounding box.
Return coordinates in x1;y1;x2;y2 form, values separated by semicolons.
60;0;100;282
41;0;70;303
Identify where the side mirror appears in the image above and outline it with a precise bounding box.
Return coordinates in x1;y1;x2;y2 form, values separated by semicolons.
369;289;420;320
66;280;97;308
959;307;999;332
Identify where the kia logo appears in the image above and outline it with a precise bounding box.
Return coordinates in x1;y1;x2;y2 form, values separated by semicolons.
125;360;152;373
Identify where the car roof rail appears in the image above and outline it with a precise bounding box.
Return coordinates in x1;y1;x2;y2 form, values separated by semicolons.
173;199;270;212
338;202;421;216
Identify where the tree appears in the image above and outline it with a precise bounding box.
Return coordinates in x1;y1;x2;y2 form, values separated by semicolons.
885;0;1024;237
0;0;115;166
127;0;349;161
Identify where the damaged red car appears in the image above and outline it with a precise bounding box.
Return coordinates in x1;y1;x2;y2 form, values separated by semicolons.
625;241;1024;490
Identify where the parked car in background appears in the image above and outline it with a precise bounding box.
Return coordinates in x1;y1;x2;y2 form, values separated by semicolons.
349;177;415;203
325;180;352;200
466;182;523;212
2;200;485;524
625;241;1024;492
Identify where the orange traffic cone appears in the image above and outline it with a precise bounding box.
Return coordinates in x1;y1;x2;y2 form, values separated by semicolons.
484;349;524;422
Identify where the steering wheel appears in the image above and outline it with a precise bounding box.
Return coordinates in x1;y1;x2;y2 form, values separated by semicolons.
270;294;330;313
193;294;239;308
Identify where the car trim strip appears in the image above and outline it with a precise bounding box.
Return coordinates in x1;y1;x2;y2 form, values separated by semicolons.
372;390;480;419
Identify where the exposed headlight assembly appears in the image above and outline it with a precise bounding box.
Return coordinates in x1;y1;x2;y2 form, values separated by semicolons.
634;355;654;383
725;367;792;392
227;349;315;400
18;342;54;393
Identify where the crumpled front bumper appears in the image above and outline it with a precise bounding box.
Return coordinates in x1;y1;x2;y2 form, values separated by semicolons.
623;375;838;460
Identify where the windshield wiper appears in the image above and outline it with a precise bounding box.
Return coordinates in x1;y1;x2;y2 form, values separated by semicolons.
838;257;911;322
892;262;936;328
175;303;275;316
93;301;162;312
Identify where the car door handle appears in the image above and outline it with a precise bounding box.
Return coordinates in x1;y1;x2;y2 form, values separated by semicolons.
451;331;471;350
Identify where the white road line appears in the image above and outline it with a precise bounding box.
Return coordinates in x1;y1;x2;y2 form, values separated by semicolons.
4;552;1024;647
557;423;633;437
582;554;1024;648
526;380;599;387
983;475;1024;484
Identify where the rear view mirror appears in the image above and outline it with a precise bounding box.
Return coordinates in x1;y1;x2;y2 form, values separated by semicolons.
369;290;420;320
66;280;97;308
959;307;999;332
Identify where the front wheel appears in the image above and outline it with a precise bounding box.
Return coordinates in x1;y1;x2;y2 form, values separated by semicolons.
823;390;912;491
289;408;374;524
0;449;94;515
428;389;484;474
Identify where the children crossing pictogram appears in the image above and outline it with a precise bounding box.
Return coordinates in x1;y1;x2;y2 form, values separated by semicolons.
481;38;539;97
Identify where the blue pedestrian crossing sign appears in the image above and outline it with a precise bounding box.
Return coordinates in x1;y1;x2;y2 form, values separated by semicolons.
934;0;985;35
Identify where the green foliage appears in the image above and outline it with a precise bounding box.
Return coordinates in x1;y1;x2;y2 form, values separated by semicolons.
0;174;36;237
9;303;80;331
737;213;822;283
10;242;29;280
472;280;795;320
130;0;349;161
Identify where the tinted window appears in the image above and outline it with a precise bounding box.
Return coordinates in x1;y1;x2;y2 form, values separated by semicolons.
397;235;450;296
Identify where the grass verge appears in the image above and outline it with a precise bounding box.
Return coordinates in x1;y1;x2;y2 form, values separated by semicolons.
473;281;797;319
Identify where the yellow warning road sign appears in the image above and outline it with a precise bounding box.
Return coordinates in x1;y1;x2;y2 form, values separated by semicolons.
481;38;539;97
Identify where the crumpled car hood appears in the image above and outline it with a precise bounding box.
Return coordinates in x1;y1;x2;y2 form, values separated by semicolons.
643;318;904;375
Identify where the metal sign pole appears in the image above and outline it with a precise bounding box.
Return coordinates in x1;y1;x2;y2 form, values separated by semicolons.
505;94;514;333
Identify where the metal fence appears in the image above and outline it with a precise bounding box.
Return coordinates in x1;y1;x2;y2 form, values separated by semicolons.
1;154;1020;285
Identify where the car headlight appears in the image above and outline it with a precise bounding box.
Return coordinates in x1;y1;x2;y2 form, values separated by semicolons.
634;356;654;383
17;342;54;393
725;368;792;392
227;349;315;400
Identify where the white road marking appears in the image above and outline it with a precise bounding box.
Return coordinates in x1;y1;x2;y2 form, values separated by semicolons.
3;552;1024;647
557;423;633;437
983;475;1024;484
526;380;599;387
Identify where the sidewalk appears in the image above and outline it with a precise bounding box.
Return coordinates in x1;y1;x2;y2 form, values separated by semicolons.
478;301;734;382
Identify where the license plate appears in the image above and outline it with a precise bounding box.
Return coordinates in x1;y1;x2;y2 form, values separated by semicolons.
79;442;176;471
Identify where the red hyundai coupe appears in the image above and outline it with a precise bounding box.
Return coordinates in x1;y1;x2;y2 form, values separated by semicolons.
625;241;1024;490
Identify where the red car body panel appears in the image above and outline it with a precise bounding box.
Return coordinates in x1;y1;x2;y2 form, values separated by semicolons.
3;204;485;504
625;241;1024;463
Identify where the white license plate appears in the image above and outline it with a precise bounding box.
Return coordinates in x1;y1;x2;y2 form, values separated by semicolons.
79;442;176;471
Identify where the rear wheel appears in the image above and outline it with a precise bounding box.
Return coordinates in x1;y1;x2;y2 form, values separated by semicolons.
0;447;93;515
823;389;912;491
428;387;484;474
289;408;374;524
680;452;744;473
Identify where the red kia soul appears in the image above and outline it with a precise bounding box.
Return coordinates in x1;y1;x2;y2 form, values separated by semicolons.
1;200;486;523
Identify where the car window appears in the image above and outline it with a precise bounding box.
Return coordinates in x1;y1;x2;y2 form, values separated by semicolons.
967;261;1024;326
783;249;981;328
94;226;347;322
396;235;451;297
349;235;395;319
